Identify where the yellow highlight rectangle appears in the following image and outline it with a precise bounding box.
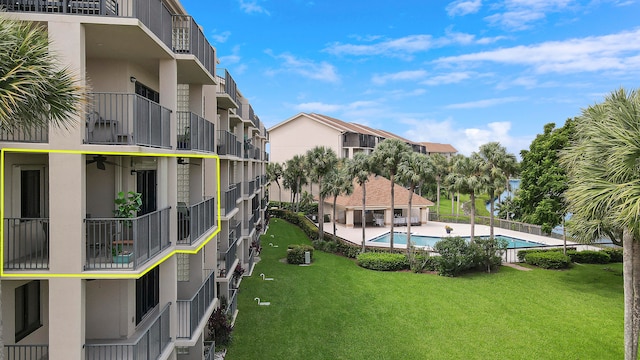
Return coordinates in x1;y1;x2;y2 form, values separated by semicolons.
0;148;221;279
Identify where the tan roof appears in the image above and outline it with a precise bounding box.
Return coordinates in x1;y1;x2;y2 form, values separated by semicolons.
421;142;458;154
331;175;434;208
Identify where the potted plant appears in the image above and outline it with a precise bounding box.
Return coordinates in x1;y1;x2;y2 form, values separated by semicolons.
112;191;142;263
445;225;453;234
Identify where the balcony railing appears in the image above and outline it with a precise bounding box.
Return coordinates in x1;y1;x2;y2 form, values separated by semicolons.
6;344;48;360
85;302;171;360
219;239;237;277
86;92;171;148
3;218;49;270
172;15;216;77
217;130;241;157
177;112;215;152
84;207;170;270
177;197;216;245
223;183;240;215
226;288;238;317
0;124;48;143
176;269;215;339
245;179;255;196
243;212;256;236
216;69;238;106
204;341;215;360
0;0;172;48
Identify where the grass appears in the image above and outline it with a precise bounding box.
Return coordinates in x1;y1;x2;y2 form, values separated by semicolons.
435;193;491;217
226;218;623;359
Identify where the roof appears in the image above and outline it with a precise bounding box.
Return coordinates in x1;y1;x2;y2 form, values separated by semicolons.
331;175;434;208
420;142;458;154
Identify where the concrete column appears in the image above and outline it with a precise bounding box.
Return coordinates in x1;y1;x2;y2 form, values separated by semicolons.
49;278;85;360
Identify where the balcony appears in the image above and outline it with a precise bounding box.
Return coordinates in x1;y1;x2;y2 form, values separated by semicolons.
223;183;241;216
172;15;216;77
226;288;238;318
85;302;171;360
216;130;242;157
176;269;215;340
86;92;171;148
177;197;216;246
218;238;237;278
6;344;48;360
216;69;238;110
0;124;48;143
242;212;256;237
3;218;49;270
177;112;215;153
204;341;215;360
244;179;255;196
84;208;170;270
0;0;173;48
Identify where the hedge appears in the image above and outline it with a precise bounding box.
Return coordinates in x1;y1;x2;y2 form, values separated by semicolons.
356;252;409;271
287;244;314;264
566;250;610;264
602;248;623;262
524;252;571;269
517;247;576;262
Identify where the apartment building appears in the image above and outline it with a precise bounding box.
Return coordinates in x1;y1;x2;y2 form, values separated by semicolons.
0;1;268;359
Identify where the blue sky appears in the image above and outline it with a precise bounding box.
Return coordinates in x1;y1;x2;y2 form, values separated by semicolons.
180;0;640;157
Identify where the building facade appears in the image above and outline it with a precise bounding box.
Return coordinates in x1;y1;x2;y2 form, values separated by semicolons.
0;2;268;359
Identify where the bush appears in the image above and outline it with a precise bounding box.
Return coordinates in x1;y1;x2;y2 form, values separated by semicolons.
524;251;571;269
287;244;314;264
566;250;611;264
409;250;433;273
433;236;479;277
602;248;623;262
474;237;508;273
356;252;409;271
207;307;233;347
517;247;576;262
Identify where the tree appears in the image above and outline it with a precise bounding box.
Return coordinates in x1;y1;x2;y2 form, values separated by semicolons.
371;139;412;249
477;142;517;239
0;15;84;357
397;152;433;256
305;146;338;240
266;162;284;204
430;153;449;217
321;161;353;241
347;152;374;252
283;155;307;212
560;88;640;360
446;154;485;241
513;120;575;233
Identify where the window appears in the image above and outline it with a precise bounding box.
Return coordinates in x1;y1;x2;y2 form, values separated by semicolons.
21;170;40;218
136;267;159;325
135;82;159;103
177;254;189;282
15;281;41;342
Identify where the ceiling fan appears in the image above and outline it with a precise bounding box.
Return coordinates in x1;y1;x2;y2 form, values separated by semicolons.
86;155;118;170
177;157;201;166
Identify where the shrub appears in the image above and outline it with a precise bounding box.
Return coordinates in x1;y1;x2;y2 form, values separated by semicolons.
566;250;611;264
356;252;409;271
474;237;508;273
207;307;233;347
433;236;479;277
524;251;571;269
602;248;623;262
409;250;432;273
517;247;576;262
287;244;314;264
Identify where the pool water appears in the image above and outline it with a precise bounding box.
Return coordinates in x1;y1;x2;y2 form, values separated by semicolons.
369;232;543;249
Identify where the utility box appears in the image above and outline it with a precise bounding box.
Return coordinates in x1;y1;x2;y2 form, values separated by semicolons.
304;251;311;264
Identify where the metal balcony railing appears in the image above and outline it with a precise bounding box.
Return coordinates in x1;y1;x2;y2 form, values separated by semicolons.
85;302;171;360
216;69;238;106
6;344;48;360
172;15;216;77
84;207;170;270
204;341;215;360
221;239;237;277
226;288;238;317
217;130;240;157
177;112;215;152
86;93;171;148
0;0;173;48
245;179;255;196
176;269;215;339
223;184;240;215
3;218;49;270
177;197;216;245
0;124;48;143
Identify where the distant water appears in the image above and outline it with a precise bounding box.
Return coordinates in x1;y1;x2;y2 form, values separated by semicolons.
486;179;520;215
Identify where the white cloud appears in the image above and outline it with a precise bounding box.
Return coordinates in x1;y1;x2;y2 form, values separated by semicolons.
211;30;231;44
435;28;640;74
483;0;576;30
291;100;379;114
446;0;483;16
421;72;472;85
265;51;340;83
238;0;271;15
218;46;242;66
371;70;429;85
445;96;525;109
293;102;343;113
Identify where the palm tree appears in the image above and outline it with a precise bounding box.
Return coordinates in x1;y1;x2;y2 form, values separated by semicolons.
348;152;374;252
371;139;412;249
266;162;284;204
397;152;433;256
283;155;307;211
446;154;485;241
477;142;517;239
321;162;353;241
305;146;338;240
560;88;640;360
0;15;85;357
430;153;449;217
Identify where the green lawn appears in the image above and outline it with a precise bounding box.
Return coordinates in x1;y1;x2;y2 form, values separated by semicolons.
226;218;623;359
435;193;491;217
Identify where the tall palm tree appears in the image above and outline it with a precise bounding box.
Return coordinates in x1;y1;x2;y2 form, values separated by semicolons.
348;152;374;252
283;155;307;211
305;146;338;240
371;139;412;249
430;153;449;217
477;142;517;239
321;162;353;241
0;15;85;356
266;162;284;204
397;152;433;256
446;154;485;241
560;88;640;360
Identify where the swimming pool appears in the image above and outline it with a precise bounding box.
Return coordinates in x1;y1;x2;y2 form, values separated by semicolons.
369;232;544;249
